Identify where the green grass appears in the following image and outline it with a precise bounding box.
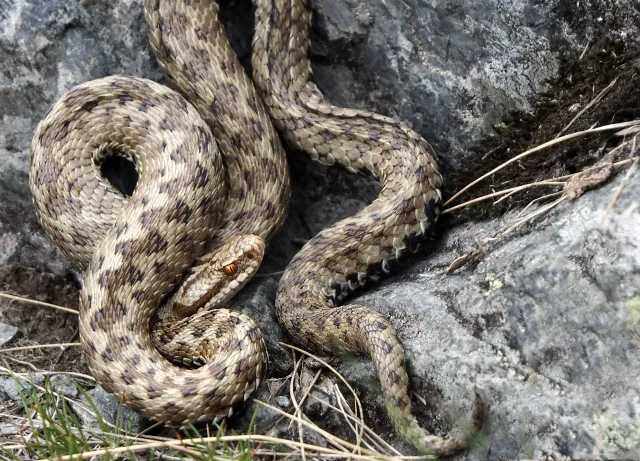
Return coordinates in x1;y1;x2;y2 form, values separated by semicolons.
0;362;416;461
0;371;264;461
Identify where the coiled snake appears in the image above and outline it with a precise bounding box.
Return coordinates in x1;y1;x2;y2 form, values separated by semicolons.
29;0;484;456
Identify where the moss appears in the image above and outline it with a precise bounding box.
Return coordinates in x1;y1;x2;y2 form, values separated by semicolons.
625;296;640;324
485;272;503;291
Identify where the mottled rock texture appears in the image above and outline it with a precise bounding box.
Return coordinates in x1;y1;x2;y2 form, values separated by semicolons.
341;171;640;458
1;0;639;459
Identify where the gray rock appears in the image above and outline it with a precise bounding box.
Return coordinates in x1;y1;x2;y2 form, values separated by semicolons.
333;170;640;459
302;388;332;421
88;385;152;433
308;0;639;166
0;323;20;346
0;425;19;436
49;375;80;399
275;396;291;408
229;384;284;434
67;396;103;430
273;425;329;449
233;278;293;378
2;373;45;401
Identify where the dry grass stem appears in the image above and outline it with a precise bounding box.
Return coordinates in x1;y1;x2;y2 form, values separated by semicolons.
332;384;369;453
279;343;367;439
34;432;423;461
514;192;564;218
328;385;402;455
0;343;81;354
443;157;637;215
253;399;399;459
0;365;95;382
555;78;617;138
443;119;640;207
287;349;368;456
289;352;311;460
600;157;639;226
502;195;568;235
442;181;565;214
0;292;78;314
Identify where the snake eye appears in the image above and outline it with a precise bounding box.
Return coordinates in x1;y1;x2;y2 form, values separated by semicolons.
223;263;238;276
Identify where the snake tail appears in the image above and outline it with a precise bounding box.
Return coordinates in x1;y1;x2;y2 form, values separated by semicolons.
251;0;484;456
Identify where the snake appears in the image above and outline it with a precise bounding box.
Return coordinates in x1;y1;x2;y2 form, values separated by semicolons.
28;0;484;456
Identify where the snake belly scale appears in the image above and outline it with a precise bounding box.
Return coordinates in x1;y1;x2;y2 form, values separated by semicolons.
29;0;484;456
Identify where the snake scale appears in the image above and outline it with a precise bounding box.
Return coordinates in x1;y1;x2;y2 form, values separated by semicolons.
29;0;484;456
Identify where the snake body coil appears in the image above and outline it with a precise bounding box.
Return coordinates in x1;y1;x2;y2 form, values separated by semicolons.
29;0;483;455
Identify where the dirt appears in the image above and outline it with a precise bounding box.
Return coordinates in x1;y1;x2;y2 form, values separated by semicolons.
0;265;86;375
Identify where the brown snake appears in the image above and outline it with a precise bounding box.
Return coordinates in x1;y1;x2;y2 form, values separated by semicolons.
29;0;484;456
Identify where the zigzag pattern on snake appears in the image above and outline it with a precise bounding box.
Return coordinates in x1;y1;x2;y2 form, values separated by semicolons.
29;0;484;456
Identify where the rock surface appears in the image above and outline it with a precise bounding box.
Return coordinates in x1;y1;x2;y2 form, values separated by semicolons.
0;323;20;346
84;385;152;433
1;373;45;401
340;170;640;458
0;0;639;459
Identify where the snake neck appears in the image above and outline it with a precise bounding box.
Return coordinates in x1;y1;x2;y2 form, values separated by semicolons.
274;185;441;347
253;0;444;304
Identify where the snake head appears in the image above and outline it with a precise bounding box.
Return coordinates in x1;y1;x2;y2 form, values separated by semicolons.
168;235;265;317
216;234;265;286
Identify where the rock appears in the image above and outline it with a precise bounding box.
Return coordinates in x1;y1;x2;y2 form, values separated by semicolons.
86;385;152;433
273;425;329;449
67;396;103;430
0;425;19;436
301;386;355;442
49;375;80;399
334;170;640;458
229;384;285;434
275;396;291;409
1;373;45;401
308;0;639;168
0;323;20;346
301;385;332;421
